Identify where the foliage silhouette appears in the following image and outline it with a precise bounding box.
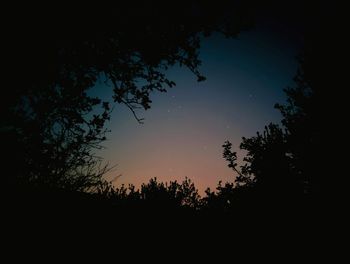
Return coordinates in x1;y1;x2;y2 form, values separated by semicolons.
221;16;338;208
4;3;341;255
3;1;255;191
103;177;201;213
223;123;299;197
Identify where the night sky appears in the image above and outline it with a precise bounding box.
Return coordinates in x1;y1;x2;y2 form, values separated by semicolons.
93;17;303;194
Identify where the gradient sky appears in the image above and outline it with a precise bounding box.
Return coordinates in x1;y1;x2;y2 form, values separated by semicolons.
93;18;303;194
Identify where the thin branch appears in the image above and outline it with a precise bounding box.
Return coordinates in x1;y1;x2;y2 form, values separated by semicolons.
233;166;245;179
121;99;144;124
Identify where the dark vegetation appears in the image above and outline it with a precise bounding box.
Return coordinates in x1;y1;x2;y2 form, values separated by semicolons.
3;1;341;241
4;1;254;190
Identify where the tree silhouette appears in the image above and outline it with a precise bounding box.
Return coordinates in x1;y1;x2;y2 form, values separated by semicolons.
3;2;255;191
222;44;327;206
222;125;300;209
223;34;333;206
110;177;201;210
202;181;236;214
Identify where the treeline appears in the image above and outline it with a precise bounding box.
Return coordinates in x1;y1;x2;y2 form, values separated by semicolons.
4;2;337;219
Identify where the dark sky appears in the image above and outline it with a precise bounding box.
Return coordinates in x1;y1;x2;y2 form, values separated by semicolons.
93;14;304;193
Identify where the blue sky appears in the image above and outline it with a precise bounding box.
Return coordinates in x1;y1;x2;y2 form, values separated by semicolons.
92;23;301;193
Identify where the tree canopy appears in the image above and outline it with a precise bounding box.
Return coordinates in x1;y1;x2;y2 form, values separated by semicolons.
3;1;256;190
222;25;334;205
